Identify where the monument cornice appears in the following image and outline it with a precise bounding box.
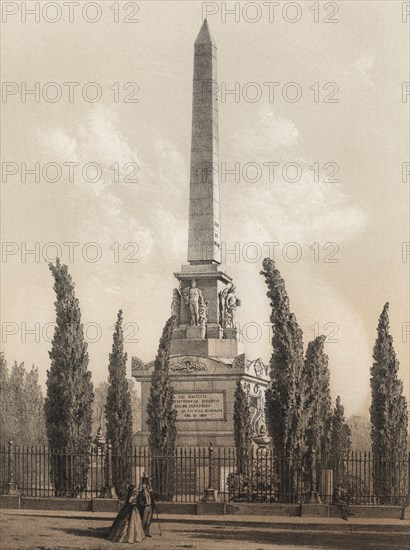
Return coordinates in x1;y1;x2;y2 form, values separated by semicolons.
173;269;232;285
133;354;269;377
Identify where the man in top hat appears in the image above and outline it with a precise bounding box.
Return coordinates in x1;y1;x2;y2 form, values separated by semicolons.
136;476;157;537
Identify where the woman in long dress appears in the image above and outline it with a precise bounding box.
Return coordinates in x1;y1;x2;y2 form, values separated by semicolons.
108;484;145;543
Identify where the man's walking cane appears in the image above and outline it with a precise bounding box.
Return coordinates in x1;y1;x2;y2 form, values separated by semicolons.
155;509;162;536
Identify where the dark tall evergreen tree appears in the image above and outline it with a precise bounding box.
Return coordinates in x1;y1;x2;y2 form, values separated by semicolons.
147;316;177;500
330;396;351;481
45;259;94;496
105;310;133;498
302;336;332;459
260;258;305;457
370;303;408;503
233;381;253;474
260;258;305;501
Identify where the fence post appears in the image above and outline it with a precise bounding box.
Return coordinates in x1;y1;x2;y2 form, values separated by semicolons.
203;442;219;502
307;447;321;504
253;426;273;502
102;439;117;499
4;439;20;495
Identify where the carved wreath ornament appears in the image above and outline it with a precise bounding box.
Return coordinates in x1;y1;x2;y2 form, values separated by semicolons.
170;359;207;374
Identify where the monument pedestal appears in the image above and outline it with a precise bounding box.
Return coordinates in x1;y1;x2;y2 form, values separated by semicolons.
187;326;206;339
132;353;269;447
170;337;243;359
206;324;224;339
224;327;239;340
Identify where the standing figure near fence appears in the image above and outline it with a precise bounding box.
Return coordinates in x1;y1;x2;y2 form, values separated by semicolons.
332;482;352;520
107;484;145;543
136;477;157;537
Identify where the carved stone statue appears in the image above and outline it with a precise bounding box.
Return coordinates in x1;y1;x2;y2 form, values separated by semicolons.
218;290;225;327
171;288;181;325
199;299;209;327
182;279;204;326
219;282;238;329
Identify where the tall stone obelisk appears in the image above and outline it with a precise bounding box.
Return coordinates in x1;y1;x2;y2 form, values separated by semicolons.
188;19;221;265
132;21;269;448
171;19;236;349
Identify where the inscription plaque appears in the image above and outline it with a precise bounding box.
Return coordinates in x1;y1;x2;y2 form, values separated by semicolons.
174;391;225;421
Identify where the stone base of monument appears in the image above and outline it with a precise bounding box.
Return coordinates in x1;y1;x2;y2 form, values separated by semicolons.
186;325;206;339
224;327;239;340
133;352;269;447
206;324;224;339
173;326;187;339
170;337;243;358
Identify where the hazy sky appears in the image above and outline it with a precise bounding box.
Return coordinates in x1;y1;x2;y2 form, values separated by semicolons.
1;1;409;418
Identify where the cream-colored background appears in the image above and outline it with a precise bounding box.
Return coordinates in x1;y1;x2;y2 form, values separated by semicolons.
1;1;409;417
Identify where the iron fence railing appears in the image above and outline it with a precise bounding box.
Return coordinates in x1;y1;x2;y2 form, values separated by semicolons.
1;441;408;506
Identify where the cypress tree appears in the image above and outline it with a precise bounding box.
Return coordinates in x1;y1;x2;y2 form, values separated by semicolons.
370;303;408;503
105;310;133;499
330;396;351;481
302;336;332;459
45;259;93;496
260;258;305;501
233;380;253;474
260;258;304;457
147;316;177;500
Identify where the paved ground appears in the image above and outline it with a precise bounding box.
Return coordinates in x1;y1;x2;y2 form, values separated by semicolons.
1;510;409;550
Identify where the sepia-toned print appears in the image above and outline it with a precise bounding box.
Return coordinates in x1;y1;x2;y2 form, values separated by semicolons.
1;1;409;548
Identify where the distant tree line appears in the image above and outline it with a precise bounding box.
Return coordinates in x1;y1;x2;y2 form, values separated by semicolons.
0;354;47;446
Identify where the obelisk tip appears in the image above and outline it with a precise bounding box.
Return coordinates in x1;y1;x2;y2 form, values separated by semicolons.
195;19;216;46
